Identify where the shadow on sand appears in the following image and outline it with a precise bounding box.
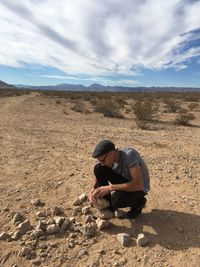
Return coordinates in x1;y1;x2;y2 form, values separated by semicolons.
104;209;200;250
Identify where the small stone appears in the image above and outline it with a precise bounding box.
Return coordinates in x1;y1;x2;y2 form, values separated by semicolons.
46;218;55;225
78;248;88;258
52;206;63;216
36;211;47;218
12;212;24;224
93;198;110;210
73;193;87;206
46;224;59;234
31;259;42;266
3;207;9;212
18;246;32;257
176;227;184;233
85;215;94;223
96;218;110;230
114;210;126;219
36;221;46;231
60;219;71;232
17;219;32;235
54;216;64;226
116;233;131;246
136;233;149;247
31;199;45;207
11;231;21;240
82;206;90;215
33;229;45;237
0;232;10;240
81;222;96;237
94;209;114;219
72;206;81;216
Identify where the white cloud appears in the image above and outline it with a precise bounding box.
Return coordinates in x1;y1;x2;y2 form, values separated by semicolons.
0;0;200;76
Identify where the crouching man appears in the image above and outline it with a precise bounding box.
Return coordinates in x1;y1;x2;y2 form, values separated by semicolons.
89;140;150;219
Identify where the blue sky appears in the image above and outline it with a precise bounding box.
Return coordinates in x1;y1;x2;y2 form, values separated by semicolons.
0;0;200;88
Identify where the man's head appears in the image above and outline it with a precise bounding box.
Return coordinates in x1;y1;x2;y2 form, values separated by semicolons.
92;140;116;167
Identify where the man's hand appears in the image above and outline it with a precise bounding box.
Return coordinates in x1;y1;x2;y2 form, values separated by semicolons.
93;185;112;198
88;188;97;204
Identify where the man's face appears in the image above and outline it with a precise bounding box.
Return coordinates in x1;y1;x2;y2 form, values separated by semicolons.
97;151;114;167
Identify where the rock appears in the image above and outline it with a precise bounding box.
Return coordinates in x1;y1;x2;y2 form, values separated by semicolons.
54;216;64;226
17;219;32;235
81;222;96;237
94;209;114;219
11;231;21;240
3;207;9;212
72;206;81;216
60;219;71;232
12;212;24;224
31;259;42;266
18;246;32;257
73;193;87;206
46;224;60;234
85;215;94;223
31;199;45;207
82;206;90;215
52;206;63;216
46;218;55;225
96;218;110;230
114;210;126;219
78;248;88;258
32;229;45;237
36;221;46;231
116;233;131;246
136;233;149;247
93;198;110;210
36;211;47;218
0;232;10;240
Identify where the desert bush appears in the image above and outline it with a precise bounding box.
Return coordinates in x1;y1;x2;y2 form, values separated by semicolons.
188;102;199;111
175;110;195;126
164;98;180;113
71;101;89;113
135;120;151;130
94;100;124;118
132;100;158;122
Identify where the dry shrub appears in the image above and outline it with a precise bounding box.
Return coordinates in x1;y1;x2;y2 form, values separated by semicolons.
132;100;158;122
71;101;89;113
175;110;195;126
164;98;180;113
94;100;124;118
188;102;199;111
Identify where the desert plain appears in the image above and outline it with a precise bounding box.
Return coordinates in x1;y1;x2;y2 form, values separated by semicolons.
0;91;200;267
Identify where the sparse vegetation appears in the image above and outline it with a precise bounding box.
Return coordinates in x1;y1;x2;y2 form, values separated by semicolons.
132;100;158;122
164;98;180;113
71;101;89;113
188;102;199;111
175;110;195;126
94;100;124;118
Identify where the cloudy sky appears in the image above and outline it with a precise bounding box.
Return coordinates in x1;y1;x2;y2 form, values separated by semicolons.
0;0;200;87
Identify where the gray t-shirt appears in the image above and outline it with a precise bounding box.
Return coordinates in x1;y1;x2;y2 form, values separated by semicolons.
112;147;150;193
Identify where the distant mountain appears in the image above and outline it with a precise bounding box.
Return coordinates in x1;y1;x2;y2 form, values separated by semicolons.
0;80;16;89
12;82;200;92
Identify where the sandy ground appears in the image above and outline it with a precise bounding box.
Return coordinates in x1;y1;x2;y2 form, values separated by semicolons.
0;93;200;267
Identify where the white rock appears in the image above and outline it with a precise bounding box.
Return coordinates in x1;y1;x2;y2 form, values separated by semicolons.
94;209;114;219
82;206;90;215
17;219;32;235
116;233;131;246
96;218;110;230
73;193;87;206
93;198;110;210
85;215;94;223
31;199;45;206
114;210;126;219
72;206;81;216
81;222;96;237
11;231;21;240
136;233;149;247
46;224;60;234
12;212;24;224
54;216;64;226
18;246;32;257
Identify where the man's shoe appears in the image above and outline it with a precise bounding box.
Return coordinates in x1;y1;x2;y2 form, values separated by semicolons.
126;198;147;219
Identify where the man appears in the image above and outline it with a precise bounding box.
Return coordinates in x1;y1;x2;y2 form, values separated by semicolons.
89;140;150;219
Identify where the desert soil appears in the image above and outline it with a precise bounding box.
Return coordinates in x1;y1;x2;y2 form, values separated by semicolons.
0;93;200;267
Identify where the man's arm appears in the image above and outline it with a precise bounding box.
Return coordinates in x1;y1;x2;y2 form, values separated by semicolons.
93;164;144;198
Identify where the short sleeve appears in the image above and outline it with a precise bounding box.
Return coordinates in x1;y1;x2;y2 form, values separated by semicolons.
125;149;139;168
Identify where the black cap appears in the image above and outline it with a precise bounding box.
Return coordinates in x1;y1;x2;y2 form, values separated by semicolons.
92;140;115;158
